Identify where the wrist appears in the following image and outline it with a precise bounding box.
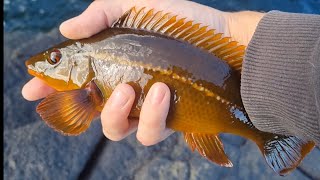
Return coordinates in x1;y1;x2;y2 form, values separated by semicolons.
223;11;265;46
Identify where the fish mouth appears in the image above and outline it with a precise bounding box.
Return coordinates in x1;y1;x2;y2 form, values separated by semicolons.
25;59;39;78
27;68;43;78
25;55;40;67
25;59;44;79
25;53;47;79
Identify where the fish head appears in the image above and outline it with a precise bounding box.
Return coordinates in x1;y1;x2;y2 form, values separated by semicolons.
26;41;95;91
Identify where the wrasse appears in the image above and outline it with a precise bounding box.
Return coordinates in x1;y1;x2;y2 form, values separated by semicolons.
25;7;315;175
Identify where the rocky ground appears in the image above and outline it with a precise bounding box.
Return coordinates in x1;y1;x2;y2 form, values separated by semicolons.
4;27;320;180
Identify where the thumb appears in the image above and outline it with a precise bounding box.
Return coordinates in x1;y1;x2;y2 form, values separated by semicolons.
59;0;128;39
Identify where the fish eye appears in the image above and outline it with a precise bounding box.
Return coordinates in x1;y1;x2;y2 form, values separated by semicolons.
48;49;62;65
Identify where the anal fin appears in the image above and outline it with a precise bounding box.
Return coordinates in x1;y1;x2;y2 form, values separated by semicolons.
184;132;233;167
36;81;103;136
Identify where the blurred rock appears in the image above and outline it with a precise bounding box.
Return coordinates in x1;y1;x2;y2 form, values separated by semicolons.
299;148;320;180
88;133;318;179
220;133;246;147
135;158;189;180
4;120;103;180
4;29;66;130
88;133;180;179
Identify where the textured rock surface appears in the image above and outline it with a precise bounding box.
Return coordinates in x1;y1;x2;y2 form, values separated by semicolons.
88;133;318;180
4;121;103;180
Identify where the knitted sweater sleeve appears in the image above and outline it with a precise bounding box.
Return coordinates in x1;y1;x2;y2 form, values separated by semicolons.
240;11;320;145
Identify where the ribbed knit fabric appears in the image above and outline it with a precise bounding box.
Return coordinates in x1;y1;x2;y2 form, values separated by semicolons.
241;11;320;146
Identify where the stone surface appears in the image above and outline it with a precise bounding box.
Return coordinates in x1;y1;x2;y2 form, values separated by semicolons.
4;30;67;130
4;121;103;180
88;133;319;180
299;148;320;180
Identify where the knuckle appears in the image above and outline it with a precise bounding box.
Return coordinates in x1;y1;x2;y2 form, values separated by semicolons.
102;127;125;141
136;132;158;146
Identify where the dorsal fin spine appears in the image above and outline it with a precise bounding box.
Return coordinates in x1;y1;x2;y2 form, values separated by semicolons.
225;52;244;61
234;64;242;71
112;7;245;72
130;7;143;28
143;10;162;29
176;23;200;39
137;9;154;28
157;15;178;32
150;13;170;31
123;7;135;27
198;33;222;48
229;58;243;65
192;29;215;45
209;43;229;53
184;26;208;42
165;18;186;35
212;41;238;54
206;37;230;52
150;13;170;30
171;21;193;37
218;45;245;58
184;26;206;41
136;7;150;28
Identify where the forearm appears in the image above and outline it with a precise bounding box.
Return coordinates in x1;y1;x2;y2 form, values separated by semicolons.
240;11;320;145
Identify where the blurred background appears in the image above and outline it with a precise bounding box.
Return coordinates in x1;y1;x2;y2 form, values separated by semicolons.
3;0;320;179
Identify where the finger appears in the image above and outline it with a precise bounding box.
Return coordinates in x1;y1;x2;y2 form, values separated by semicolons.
59;0;223;40
22;77;56;101
137;82;174;146
101;83;138;141
59;0;131;39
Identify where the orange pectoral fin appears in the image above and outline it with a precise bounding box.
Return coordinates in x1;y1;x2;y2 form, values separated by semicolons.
184;132;233;167
36;81;104;135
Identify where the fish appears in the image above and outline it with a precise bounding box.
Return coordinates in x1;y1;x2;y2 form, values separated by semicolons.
25;7;315;176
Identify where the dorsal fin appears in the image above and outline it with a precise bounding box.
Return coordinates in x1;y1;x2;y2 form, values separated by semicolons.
112;7;245;72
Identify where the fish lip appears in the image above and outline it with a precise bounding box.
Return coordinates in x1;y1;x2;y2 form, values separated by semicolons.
25;54;46;78
25;59;31;68
25;58;39;77
25;56;36;67
27;68;43;79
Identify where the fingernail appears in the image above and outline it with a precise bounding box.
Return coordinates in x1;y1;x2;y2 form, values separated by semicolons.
109;89;129;109
151;85;166;105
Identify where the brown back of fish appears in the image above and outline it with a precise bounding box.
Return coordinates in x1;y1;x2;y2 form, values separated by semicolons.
87;28;244;133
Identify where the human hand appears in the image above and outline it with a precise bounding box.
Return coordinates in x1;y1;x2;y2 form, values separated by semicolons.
22;0;264;146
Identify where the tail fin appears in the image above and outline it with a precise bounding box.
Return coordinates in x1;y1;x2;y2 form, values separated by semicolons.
260;135;315;176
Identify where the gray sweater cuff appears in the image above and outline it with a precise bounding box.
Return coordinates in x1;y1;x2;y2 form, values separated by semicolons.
241;11;320;145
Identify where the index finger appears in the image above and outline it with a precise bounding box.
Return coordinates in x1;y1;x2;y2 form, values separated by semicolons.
22;77;56;101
